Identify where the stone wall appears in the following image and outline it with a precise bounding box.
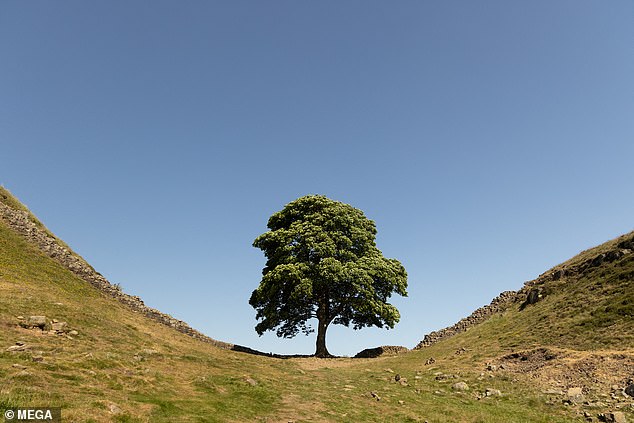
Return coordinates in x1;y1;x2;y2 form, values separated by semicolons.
415;233;633;350
414;290;518;349
0;201;234;350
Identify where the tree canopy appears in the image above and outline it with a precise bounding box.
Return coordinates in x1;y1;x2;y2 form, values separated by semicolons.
250;195;407;357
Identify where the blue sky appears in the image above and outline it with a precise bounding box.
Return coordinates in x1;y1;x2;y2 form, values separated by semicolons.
2;1;633;356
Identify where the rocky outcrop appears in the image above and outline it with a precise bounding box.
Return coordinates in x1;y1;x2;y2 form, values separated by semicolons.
0;201;233;350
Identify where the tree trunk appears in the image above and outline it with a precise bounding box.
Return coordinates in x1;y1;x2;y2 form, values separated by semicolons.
315;316;331;358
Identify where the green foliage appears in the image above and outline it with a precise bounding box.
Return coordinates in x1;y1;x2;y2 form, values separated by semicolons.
250;195;407;355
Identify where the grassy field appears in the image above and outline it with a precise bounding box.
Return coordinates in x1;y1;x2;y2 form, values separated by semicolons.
1;188;632;422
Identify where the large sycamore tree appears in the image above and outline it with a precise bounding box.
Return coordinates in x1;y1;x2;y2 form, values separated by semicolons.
250;195;407;357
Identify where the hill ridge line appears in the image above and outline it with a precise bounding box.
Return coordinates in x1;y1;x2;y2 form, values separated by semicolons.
0;200;235;350
415;232;634;349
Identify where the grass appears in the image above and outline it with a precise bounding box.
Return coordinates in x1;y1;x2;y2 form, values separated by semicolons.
1;188;632;422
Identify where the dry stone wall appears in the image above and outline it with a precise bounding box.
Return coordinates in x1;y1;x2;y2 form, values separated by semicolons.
415;233;633;350
0;201;233;350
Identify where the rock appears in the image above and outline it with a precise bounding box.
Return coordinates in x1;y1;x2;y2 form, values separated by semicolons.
51;322;68;332
520;288;542;310
26;316;47;329
16;341;25;346
6;344;26;352
68;330;79;336
384;368;394;373
244;377;257;386
398;400;405;405
625;384;634;398
612;412;627;423
32;355;44;362
425;357;436;365
13;370;32;378
108;403;122;414
395;374;401;382
12;364;27;369
370;391;380;401
598;412;627;423
486;363;497;371
452;382;469;391
568;387;585;403
485;388;502;397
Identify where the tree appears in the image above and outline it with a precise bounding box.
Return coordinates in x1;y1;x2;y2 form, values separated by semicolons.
250;195;408;357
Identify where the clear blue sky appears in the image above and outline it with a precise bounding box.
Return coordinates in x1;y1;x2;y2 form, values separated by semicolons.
2;1;633;356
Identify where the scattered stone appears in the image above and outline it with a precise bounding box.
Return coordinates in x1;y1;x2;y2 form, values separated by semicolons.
625;384;634;398
12;364;27;369
68;330;79;336
486;363;497;371
16;316;24;320
452;382;469;391
14;370;31;378
370;391;380;401
16;341;25;346
585;402;607;408
32;355;44;362
598;412;627;423
395;374;401;382
435;373;457;381
567;387;585;403
399;378;409;386
398;400;405;405
51;321;68;332
425;357;435;365
6;344;27;352
384;368;394;373
485;388;502;397
455;347;467;355
108;403;122;414
244;377;257;386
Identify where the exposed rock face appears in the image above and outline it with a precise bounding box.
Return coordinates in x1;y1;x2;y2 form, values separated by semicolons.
0;201;233;350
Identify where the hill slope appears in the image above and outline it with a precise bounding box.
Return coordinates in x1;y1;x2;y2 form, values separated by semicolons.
1;186;632;422
415;229;634;351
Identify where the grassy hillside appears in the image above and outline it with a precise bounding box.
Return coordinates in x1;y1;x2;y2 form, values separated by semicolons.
0;187;632;422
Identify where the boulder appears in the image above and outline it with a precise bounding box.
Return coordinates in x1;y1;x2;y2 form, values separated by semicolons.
26;316;47;329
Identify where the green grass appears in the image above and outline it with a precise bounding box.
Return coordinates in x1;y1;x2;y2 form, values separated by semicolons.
1;187;632;422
